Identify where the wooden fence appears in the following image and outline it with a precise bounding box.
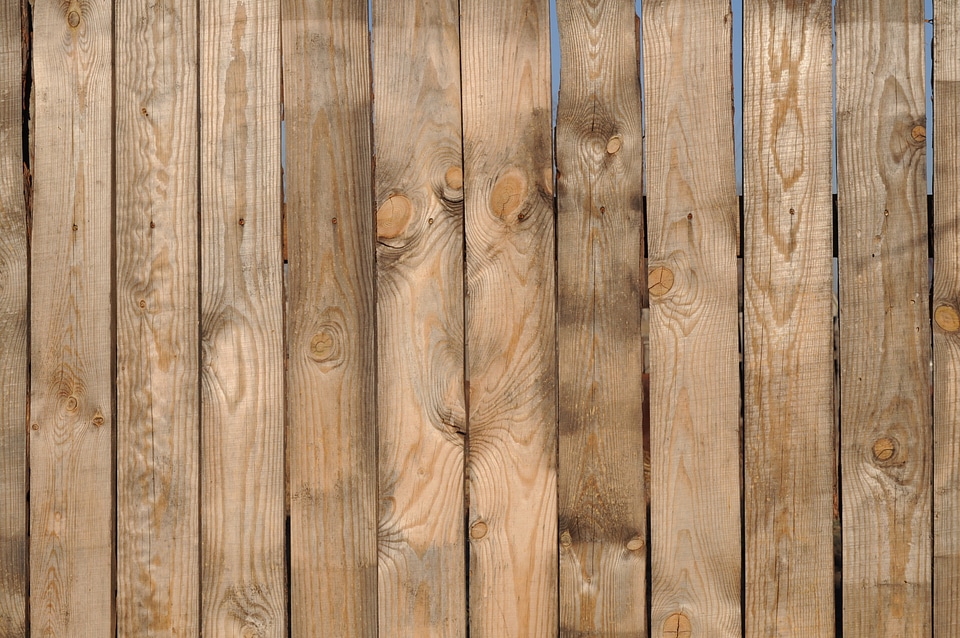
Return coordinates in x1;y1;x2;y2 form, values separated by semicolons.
0;0;958;636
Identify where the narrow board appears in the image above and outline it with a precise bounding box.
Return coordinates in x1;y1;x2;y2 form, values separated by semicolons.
742;1;835;635
0;0;26;634
28;0;113;634
372;0;466;635
835;0;931;634
555;0;646;634
933;0;960;632
460;0;558;634
282;1;378;635
199;0;286;634
642;1;742;635
115;0;200;634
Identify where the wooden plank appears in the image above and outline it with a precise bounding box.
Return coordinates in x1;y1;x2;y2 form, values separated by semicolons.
933;1;960;633
0;0;26;634
555;0;645;634
460;0;557;634
835;0;931;634
372;0;466;636
115;0;200;634
641;1;741;635
199;0;286;634
742;1;835;635
281;1;377;636
29;0;113;634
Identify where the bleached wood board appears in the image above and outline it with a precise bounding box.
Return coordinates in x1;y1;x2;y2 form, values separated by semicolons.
199;0;286;634
29;0;114;634
282;0;378;635
742;1;836;635
556;0;646;634
460;0;558;634
0;0;26;634
115;0;200;634
642;1;742;635
933;0;960;633
836;0;931;634
372;0;466;635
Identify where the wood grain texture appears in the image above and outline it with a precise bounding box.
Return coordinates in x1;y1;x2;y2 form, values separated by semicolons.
372;0;466;635
460;0;557;634
642;1;742;635
199;0;285;634
555;0;645;634
29;0;113;634
0;1;26;634
282;1;377;635
933;1;960;633
115;0;199;634
742;1;835;636
836;1;931;634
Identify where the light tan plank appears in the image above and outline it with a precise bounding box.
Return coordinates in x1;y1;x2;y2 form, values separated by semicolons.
555;0;645;634
199;0;286;634
372;0;466;635
460;0;557;634
29;0;113;634
934;0;960;633
642;1;741;635
115;0;200;634
282;1;378;635
742;1;835;635
0;1;26;634
836;0;931;634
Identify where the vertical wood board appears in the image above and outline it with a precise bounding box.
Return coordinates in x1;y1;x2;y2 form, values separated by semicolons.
460;0;558;634
836;0;931;635
29;0;114;634
933;0;960;633
742;1;836;635
372;0;467;635
0;0;26;634
555;0;646;634
199;0;286;634
642;1;742;635
282;0;378;635
115;0;200;634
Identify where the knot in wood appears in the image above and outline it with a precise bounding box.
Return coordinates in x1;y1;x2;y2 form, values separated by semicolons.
663;612;692;637
935;305;960;333
490;171;527;219
377;194;413;239
606;135;623;154
648;266;675;297
626;536;644;551
872;437;898;463
309;330;337;363
911;125;926;143
559;531;572;548
68;10;81;28
444;166;463;190
470;521;488;540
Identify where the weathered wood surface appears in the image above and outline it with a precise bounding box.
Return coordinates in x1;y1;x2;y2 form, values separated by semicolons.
934;1;960;633
282;0;378;635
461;0;558;634
836;0;931;635
29;0;114;634
742;1;835;635
199;0;286;634
0;1;26;634
115;0;200;634
555;0;645;635
372;0;466;636
642;0;742;635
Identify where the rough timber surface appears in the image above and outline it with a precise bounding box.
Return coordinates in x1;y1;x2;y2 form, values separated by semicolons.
372;0;466;635
836;0;931;635
555;0;646;634
199;0;286;634
742;1;836;635
642;0;742;635
115;0;200;634
29;0;114;634
934;1;960;633
282;0;378;635
460;0;558;634
0;0;26;633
